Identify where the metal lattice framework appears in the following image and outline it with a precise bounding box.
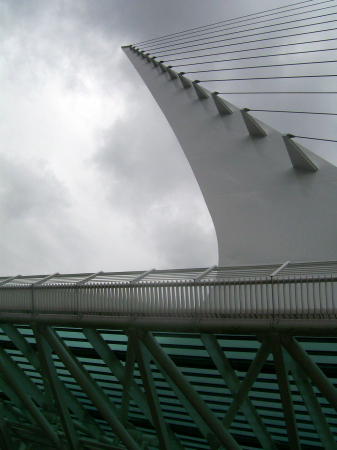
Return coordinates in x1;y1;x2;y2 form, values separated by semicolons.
0;264;336;449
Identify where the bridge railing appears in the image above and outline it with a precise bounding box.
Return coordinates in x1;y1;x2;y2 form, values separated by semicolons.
1;275;336;318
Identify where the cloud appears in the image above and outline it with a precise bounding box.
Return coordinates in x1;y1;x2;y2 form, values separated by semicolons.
2;0;334;276
92;118;194;208
0;155;89;275
0;156;69;220
0;2;218;275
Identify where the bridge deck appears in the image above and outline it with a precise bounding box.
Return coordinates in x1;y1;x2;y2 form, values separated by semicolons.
0;264;336;449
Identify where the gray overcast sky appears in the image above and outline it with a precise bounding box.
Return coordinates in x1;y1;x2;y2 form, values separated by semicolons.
1;0;336;276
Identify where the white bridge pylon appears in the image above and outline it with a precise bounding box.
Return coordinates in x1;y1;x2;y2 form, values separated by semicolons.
123;46;337;267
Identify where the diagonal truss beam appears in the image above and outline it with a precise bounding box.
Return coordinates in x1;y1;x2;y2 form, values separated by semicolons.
0;403;14;450
31;327;55;414
222;339;271;429
10;421;63;448
148;346;220;449
129;329;171;450
41;325;142;450
0;346;63;449
281;335;337;413
119;337;136;426
33;325;82;450
270;334;300;450
138;330;242;450
83;328;151;424
0;324;40;369
0;345;45;408
201;334;277;450
0;400;27;424
0;323;335;450
0;324;113;445
83;328;183;449
283;350;337;450
0;375;35;424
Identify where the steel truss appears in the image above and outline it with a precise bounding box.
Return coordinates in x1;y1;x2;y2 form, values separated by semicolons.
0;322;335;449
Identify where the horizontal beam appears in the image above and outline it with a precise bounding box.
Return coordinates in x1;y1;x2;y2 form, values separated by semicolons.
0;314;336;335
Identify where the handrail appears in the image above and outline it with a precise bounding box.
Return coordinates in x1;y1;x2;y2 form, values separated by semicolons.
0;275;336;319
1;260;337;286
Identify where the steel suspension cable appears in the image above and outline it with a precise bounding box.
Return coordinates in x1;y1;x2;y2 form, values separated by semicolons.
161;37;337;64
198;74;337;82
154;27;337;59
153;17;337;56
183;60;337;75
141;2;337;50
217;91;337;94
160;37;337;62
289;135;337;142
144;9;337;52
134;0;331;46
247;109;337;115
171;47;337;68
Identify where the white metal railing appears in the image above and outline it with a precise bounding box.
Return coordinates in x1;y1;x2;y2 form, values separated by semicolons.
2;261;337;286
0;275;336;318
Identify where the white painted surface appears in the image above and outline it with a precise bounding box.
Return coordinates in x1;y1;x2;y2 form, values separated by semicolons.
1;275;336;317
123;47;337;266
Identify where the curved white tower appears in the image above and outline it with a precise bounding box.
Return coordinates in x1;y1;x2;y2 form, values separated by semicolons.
123;46;337;266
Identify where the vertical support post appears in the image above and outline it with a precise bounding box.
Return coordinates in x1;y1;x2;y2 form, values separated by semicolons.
270;335;301;450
